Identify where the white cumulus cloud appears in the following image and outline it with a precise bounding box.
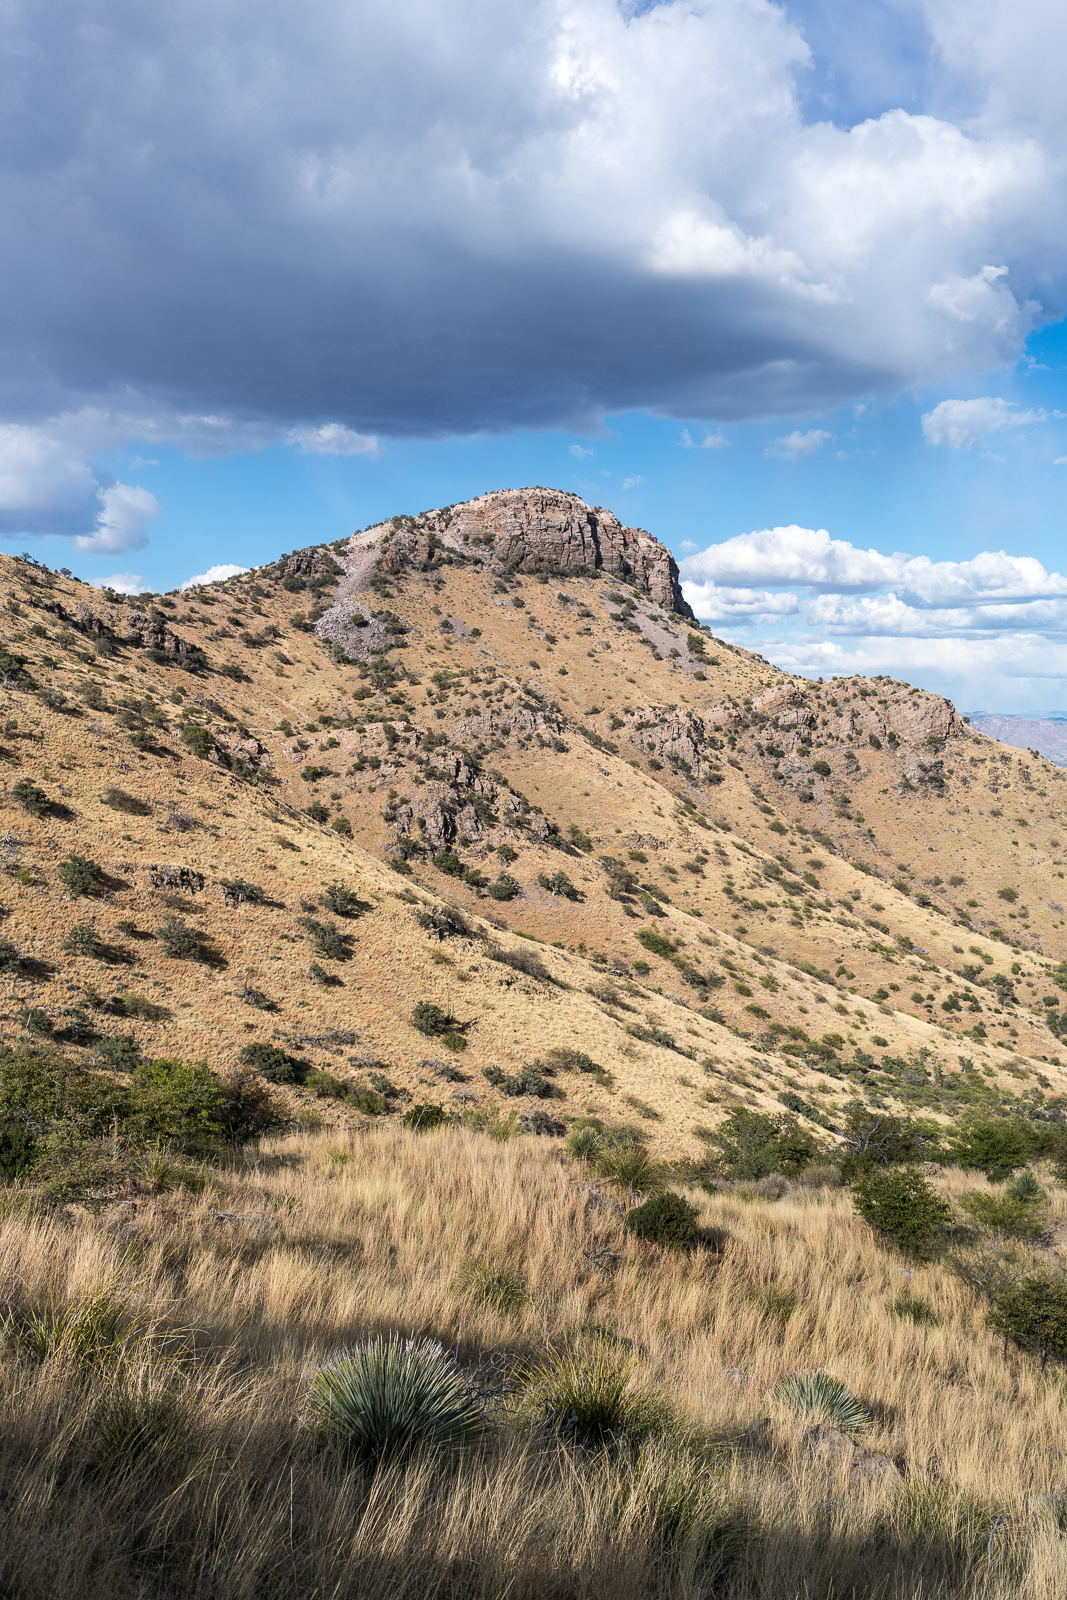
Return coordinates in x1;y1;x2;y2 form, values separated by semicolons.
74;484;161;554
764;429;832;461
921;396;1049;449
180;563;250;590
680;429;729;450
289;424;379;458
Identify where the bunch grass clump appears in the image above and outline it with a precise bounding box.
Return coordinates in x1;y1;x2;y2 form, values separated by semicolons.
307;1335;484;1463
515;1331;670;1450
456;1258;527;1316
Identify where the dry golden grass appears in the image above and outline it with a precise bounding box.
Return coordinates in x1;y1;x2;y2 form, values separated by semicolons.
0;1124;1065;1597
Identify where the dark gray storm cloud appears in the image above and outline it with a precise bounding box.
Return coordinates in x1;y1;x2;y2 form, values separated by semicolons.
1;0;1066;543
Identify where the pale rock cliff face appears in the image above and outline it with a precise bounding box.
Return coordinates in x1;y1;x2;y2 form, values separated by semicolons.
372;488;694;618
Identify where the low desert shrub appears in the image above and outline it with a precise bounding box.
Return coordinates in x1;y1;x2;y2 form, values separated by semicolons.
624;1191;697;1251
988;1276;1067;1370
124;1058;227;1154
320;881;360;916
402;1102;447;1131
411;1001;455;1037
155;917;202;961
61;923;105;959
11;778;49;815
58;854;103;897
238;1042;303;1084
95;1035;142;1071
307;1336;484;1462
774;1371;868;1435
850;1167;951;1253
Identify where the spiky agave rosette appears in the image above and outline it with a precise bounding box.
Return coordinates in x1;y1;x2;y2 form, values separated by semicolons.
773;1370;869;1435
306;1334;485;1462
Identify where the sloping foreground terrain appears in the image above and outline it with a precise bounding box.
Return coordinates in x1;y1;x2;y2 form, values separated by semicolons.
0;1127;1066;1598
0;491;1065;1597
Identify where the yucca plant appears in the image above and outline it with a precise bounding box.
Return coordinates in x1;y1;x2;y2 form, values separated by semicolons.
515;1330;670;1449
456;1259;527;1316
565;1125;601;1162
307;1335;484;1462
593;1143;663;1193
773;1370;868;1435
1008;1171;1043;1202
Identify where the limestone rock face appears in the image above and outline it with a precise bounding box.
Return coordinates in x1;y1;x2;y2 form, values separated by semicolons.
375;488;695;618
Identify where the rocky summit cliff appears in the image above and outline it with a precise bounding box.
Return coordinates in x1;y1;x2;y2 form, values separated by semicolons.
374;488;694;616
0;488;1065;1154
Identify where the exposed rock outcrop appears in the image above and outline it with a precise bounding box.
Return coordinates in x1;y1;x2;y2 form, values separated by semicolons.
372;488;694;618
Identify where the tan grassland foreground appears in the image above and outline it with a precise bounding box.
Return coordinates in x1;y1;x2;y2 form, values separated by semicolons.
2;492;1067;1595
0;1126;1066;1597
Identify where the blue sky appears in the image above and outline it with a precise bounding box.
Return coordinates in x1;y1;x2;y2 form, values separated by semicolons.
3;0;1067;712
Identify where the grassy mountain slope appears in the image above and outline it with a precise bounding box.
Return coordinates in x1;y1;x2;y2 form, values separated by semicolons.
0;490;1065;1155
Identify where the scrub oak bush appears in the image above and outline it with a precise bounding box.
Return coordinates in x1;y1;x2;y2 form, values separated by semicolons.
624;1191;698;1251
850;1167;951;1253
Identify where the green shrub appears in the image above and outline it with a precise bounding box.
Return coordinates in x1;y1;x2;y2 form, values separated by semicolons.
959;1190;1046;1238
703;1107;819;1180
303;918;346;959
308;1335;483;1463
180;724;214;758
433;849;464;877
411;1001;454;1036
516;1331;669;1449
154;916;202;960
487;874;519;901
19;1008;53;1037
624;1191;697;1250
441;1030;467;1052
238;1042;303;1083
402;1102;447;1130
850;1167;951;1252
0;1123;37;1181
307;801;329;823
634;927;676;959
58;854;103;897
988;1276;1067;1370
774;1371;867;1434
949;1117;1030;1182
95;1036;142;1071
0;1049;122;1140
320;881;360;916
61;923;105;959
11;779;49;815
124;1058;227;1153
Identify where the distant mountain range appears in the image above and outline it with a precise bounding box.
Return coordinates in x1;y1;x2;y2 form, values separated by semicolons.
968;712;1067;766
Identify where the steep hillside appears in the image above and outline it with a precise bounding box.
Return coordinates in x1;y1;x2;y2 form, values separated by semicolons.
3;486;1066;1156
